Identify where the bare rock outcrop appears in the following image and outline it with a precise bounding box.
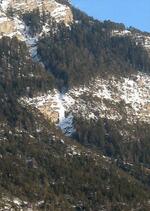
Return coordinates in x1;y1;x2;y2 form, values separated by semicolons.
6;0;73;24
0;19;15;34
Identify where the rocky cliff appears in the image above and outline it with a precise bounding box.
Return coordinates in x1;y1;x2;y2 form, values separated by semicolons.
0;0;73;36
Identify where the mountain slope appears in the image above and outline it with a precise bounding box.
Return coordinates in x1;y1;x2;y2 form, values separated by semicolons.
34;8;150;165
0;1;150;210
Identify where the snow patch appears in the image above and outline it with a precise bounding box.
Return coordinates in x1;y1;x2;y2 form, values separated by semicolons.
0;0;11;11
21;90;76;136
20;73;150;136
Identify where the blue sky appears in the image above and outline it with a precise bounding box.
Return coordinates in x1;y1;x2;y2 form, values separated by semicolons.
72;0;150;32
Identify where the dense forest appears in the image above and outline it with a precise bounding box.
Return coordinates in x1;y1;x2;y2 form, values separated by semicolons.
37;8;150;89
73;117;150;167
0;36;54;97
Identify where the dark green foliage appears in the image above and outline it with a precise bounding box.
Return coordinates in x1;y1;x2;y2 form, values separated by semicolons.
73;116;150;167
22;9;58;37
56;0;70;6
22;9;42;35
0;86;148;210
0;36;54;97
109;36;150;72
73;118;106;148
6;6;15;18
38;8;150;89
0;112;149;210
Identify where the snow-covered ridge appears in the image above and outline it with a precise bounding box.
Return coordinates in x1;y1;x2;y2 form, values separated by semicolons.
21;72;150;137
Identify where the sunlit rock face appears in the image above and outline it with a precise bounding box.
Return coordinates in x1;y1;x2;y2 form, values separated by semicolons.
0;0;73;56
0;0;73;25
0;10;15;35
0;19;15;34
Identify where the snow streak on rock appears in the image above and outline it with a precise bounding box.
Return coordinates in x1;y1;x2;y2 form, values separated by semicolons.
21;90;76;136
21;72;150;137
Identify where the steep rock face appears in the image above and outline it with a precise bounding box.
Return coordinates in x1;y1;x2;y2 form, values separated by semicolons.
0;19;15;34
1;0;73;24
0;11;15;35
